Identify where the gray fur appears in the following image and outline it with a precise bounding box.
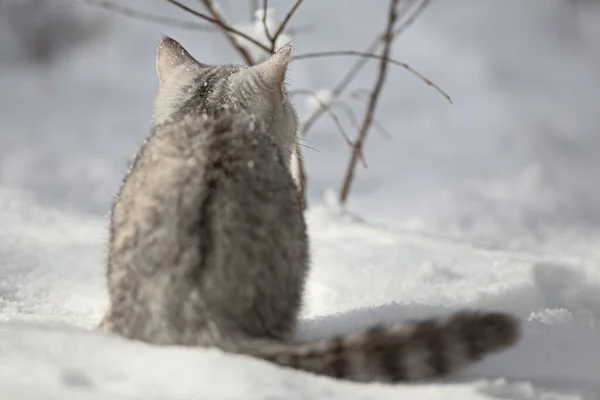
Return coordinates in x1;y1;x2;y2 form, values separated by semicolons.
100;36;520;382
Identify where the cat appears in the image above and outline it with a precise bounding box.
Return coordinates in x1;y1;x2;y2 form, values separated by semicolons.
99;36;520;382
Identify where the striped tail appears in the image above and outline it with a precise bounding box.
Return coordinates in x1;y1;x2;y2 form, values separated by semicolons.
238;311;520;382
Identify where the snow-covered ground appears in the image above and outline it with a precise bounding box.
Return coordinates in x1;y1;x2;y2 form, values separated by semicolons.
1;0;600;399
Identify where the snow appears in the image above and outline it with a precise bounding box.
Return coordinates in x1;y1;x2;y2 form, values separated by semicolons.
2;0;600;399
2;190;599;399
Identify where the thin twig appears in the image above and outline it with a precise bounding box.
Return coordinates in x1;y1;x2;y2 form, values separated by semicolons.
393;0;432;37
299;42;378;134
339;0;400;203
292;50;452;104
292;89;367;166
300;0;436;135
270;0;304;51
261;0;274;44
197;0;258;64
293;89;392;142
80;0;217;31
165;0;270;61
349;91;395;139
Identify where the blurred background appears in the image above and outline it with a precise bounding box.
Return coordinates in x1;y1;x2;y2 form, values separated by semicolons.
1;0;600;252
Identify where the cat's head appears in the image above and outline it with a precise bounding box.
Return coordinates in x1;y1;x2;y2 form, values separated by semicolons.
153;36;298;167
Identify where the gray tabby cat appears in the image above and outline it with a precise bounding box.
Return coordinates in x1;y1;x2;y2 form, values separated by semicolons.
99;36;520;382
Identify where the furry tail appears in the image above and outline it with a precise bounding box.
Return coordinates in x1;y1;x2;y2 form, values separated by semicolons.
236;311;520;382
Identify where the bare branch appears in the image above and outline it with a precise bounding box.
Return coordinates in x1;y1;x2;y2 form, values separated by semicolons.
80;0;217;31
299;0;436;136
197;0;258;64
393;0;432;37
349;91;395;140
261;0;274;44
299;44;377;134
292;89;367;167
339;0;400;203
270;0;304;50
164;0;270;62
292;50;452;104
295;90;395;143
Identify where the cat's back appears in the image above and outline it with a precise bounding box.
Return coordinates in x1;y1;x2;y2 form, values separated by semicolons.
144;112;299;205
107;111;308;344
118;111;297;216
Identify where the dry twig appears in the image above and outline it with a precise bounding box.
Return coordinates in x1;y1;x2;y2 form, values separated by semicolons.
349;91;394;139
197;0;258;64
261;0;274;43
80;0;216;31
270;0;304;51
165;0;271;62
393;0;432;37
339;0;400;203
258;0;305;52
292;50;451;104
292;89;367;167
300;0;435;135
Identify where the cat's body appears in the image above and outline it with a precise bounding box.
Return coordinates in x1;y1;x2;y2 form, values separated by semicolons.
100;37;520;383
101;38;305;345
102;112;307;345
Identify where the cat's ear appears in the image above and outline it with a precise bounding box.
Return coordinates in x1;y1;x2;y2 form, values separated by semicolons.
246;42;293;91
156;36;198;86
